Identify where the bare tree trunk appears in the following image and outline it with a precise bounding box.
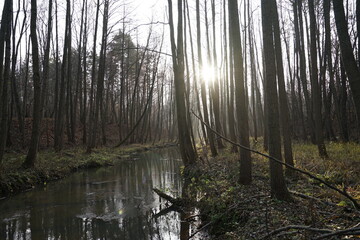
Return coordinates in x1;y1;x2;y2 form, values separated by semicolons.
82;0;88;144
196;0;217;156
185;0;207;144
247;1;258;142
168;0;197;166
0;0;12;165
228;0;252;185
40;0;52;124
294;0;315;142
270;0;295;172
308;0;328;158
211;0;225;149
54;0;71;152
73;0;86;145
261;0;291;200
333;0;360;138
11;0;26;148
226;0;238;153
23;0;42;167
90;0;109;148
86;0;100;152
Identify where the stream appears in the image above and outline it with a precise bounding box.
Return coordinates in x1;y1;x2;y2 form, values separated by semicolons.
0;148;206;240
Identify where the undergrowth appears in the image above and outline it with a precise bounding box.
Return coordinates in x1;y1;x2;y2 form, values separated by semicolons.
189;140;360;239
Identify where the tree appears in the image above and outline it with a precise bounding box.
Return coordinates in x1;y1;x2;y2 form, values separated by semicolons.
261;0;291;200
270;0;295;172
88;0;109;151
196;0;217;156
228;0;252;185
333;0;360;136
168;0;197;166
54;0;71;152
0;0;12;165
308;0;328;158
87;0;101;152
22;0;43;167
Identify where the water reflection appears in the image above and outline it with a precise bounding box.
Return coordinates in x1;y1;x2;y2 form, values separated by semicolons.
0;148;201;240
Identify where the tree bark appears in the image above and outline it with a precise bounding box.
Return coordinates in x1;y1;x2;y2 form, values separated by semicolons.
168;0;197;166
309;0;328;158
261;0;291;200
228;0;252;185
23;0;42;167
0;0;12;165
196;0;217;156
270;0;295;172
333;0;360;137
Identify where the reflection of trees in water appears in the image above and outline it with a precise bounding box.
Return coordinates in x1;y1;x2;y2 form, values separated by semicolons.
0;148;187;240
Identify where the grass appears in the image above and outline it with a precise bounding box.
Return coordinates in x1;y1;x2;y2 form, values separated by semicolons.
293;142;360;184
0;143;171;197
190;140;360;239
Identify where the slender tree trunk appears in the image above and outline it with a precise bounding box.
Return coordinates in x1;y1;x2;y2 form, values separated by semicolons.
82;0;88;144
11;1;26;148
196;0;217;156
168;0;197;166
261;0;291;200
229;0;252;185
308;0;328;158
227;1;238;153
0;0;12;165
23;0;42;167
54;0;71;152
87;0;100;152
333;0;360;137
294;1;315;142
211;0;225;149
270;0;295;172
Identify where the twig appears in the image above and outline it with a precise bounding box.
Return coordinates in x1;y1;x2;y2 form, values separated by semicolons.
153;205;183;219
313;227;360;239
259;225;332;239
191;110;360;210
289;190;337;207
188;221;212;239
188;203;238;239
153;188;180;205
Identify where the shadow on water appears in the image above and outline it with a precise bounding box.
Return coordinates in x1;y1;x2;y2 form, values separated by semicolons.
0;148;206;240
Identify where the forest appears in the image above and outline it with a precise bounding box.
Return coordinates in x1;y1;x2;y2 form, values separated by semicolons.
0;0;360;239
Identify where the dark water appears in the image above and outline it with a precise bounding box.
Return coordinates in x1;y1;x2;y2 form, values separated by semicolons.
0;148;204;240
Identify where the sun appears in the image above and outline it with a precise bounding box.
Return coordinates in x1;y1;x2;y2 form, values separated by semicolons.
200;63;215;84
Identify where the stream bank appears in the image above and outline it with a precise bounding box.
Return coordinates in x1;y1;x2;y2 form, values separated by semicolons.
0;147;204;239
0;142;177;198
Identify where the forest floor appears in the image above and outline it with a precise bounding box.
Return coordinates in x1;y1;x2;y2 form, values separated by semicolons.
189;141;360;239
0;142;175;198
